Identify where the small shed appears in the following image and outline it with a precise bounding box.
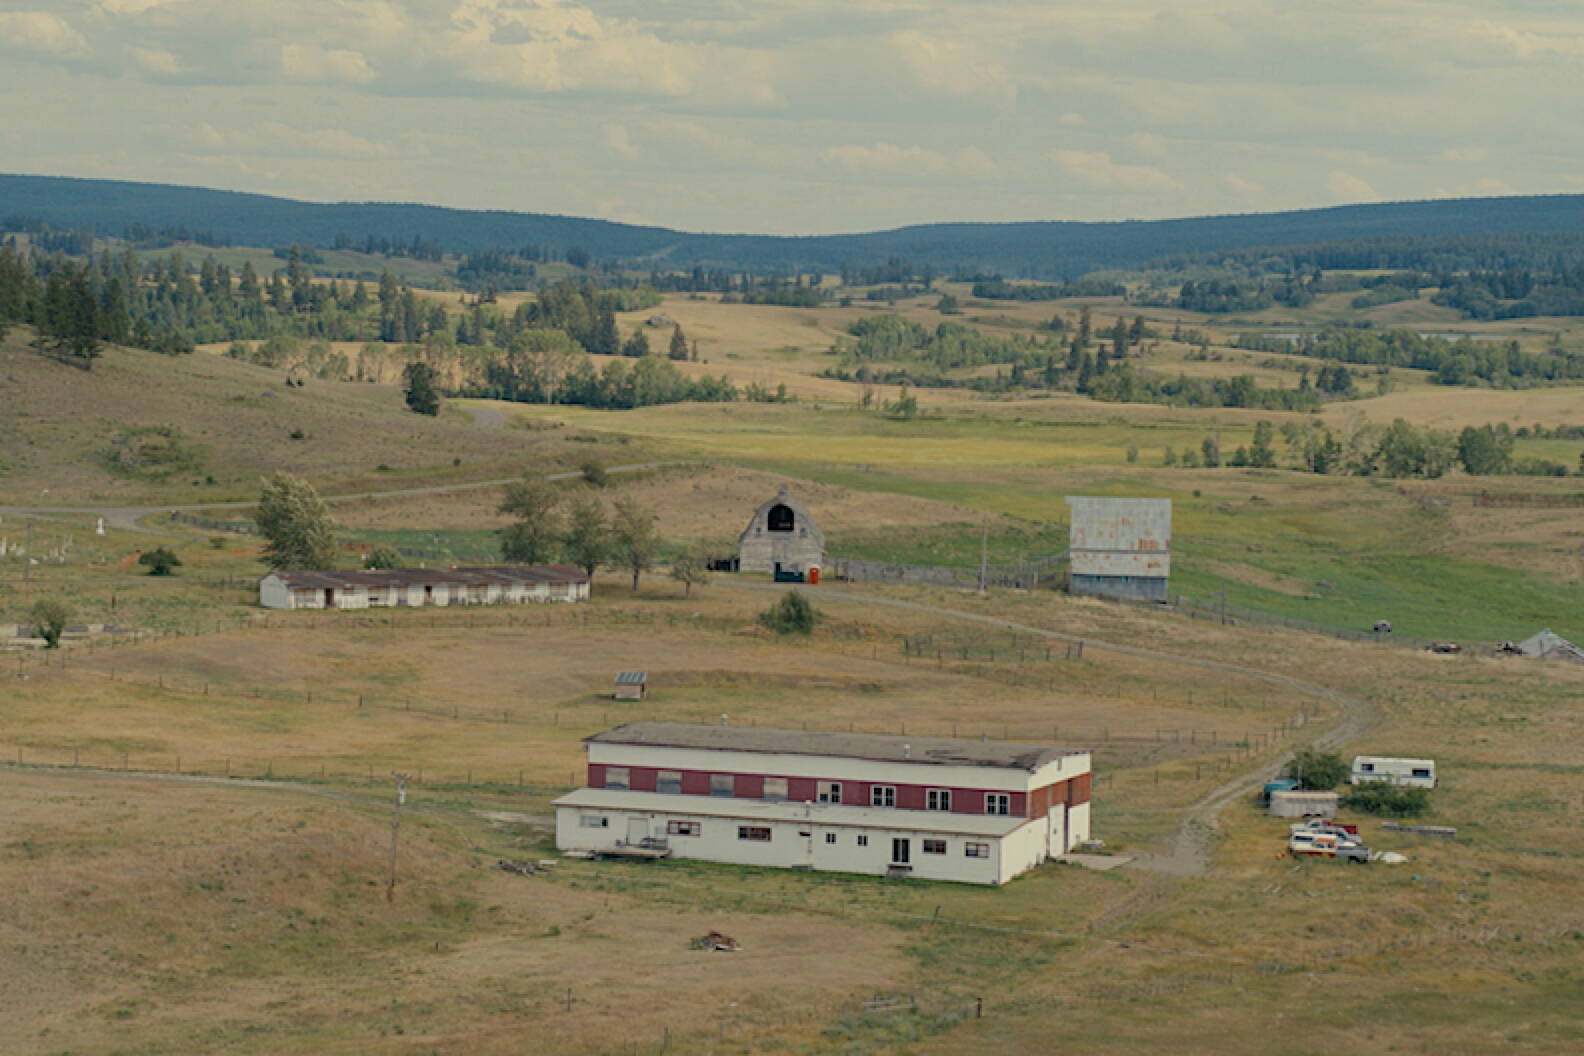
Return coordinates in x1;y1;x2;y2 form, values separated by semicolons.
613;671;648;701
1269;789;1339;818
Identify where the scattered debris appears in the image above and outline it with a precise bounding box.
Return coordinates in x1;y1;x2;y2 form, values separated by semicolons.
1427;641;1462;654
1514;629;1584;664
689;930;741;952
1372;620;1393;634
496;858;539;877
1373;851;1409;865
1381;822;1458;839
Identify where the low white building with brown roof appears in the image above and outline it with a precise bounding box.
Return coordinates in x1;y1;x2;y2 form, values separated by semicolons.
554;721;1092;885
258;565;589;610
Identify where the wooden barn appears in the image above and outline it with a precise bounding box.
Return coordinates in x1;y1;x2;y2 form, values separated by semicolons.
736;486;824;581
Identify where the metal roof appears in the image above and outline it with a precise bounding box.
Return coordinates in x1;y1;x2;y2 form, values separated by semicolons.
614;671;648;684
262;565;589;589
585;722;1086;772
553;788;1038;837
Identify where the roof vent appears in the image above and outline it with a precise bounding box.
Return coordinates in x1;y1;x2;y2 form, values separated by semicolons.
903;743;911;759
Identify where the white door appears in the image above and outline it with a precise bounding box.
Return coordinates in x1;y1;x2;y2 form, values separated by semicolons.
1049;805;1067;856
626;816;649;845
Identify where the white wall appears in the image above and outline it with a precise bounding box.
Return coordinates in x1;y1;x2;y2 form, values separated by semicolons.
258;575;293;610
554;805;1038;885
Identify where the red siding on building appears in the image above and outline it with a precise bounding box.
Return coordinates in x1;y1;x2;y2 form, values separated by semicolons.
586;764;1033;815
1067;773;1091;806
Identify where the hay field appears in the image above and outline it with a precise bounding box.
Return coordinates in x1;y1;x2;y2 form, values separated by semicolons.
1324;384;1584;429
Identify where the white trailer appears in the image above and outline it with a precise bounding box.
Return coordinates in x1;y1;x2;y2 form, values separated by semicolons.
1351;756;1436;789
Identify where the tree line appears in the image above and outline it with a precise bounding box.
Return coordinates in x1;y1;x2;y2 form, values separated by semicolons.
1235;328;1584;388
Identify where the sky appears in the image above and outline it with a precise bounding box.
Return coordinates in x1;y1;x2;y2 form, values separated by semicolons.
1;0;1580;235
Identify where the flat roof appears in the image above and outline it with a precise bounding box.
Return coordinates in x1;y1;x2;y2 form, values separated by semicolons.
264;565;588;589
585;722;1087;772
553;788;1036;838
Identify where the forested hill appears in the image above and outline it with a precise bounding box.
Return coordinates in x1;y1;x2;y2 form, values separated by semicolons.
6;172;1584;279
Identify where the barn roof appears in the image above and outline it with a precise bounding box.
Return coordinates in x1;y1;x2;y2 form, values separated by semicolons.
585;721;1085;772
262;565;589;589
736;485;825;547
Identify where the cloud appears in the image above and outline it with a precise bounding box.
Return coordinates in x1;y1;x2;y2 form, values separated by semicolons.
1050;150;1177;193
823;142;997;179
169;121;391;161
1326;170;1382;202
280;44;375;85
1225;173;1262;195
0;11;88;57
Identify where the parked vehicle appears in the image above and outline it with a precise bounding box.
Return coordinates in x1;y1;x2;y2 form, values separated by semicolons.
1289;818;1360;839
1287;831;1370;863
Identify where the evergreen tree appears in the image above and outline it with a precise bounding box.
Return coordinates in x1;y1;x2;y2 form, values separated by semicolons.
622;328;650;358
591;305;619;356
669;323;688;361
255;472;338;570
402;360;441;415
40;263;101;368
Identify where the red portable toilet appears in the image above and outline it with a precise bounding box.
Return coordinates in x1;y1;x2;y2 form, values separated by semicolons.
806;565;821;585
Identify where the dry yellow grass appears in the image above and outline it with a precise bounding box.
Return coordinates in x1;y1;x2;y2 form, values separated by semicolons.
1325;385;1584;429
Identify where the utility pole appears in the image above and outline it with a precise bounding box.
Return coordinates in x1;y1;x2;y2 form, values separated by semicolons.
387;773;409;902
23;518;32;604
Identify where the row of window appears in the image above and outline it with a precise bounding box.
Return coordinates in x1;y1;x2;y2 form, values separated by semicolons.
603;768;1013;815
581;815;990;857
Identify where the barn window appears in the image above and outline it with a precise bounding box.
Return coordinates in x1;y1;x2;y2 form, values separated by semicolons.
656;771;682;794
737;826;772;842
666;820;700;837
870;786;896;808
817;782;841;804
856;835;869;847
767;504;795;532
710;774;735;797
604;767;630;790
925;789;952;811
922;839;947;855
825;833;837;844
985;793;1010;816
964;842;989;858
763;777;788;802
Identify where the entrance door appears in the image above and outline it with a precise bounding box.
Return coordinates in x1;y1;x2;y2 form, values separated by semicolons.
626;816;649;845
323;588;334;608
891;838;911;865
423;585;433;605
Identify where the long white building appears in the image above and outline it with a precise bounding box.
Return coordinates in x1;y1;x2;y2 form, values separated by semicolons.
554;722;1093;886
258;565;590;610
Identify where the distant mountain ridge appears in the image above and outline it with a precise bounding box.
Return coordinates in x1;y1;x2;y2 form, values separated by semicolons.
5;172;1584;279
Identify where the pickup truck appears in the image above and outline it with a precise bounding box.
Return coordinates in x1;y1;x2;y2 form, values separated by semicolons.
1289;818;1360;839
1287;831;1370;863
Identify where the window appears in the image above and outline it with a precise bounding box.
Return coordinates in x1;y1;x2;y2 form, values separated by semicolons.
1412;768;1431;779
817;781;842;804
737;826;771;842
763;777;789;802
926;789;952;812
656;770;682;794
965;842;989;858
580;815;609;829
856;835;869;847
1361;762;1375;772
710;774;735;798
870;785;896;808
922;839;947;855
767;503;795;532
666;820;700;837
604;767;630;791
985;793;1010;816
825;833;837;844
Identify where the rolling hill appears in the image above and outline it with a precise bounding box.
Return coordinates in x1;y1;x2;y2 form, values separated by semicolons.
6;172;1584;279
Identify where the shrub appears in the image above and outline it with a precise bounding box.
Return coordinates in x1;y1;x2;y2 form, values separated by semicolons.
580;460;608;488
1342;783;1431;817
760;591;818;635
138;547;182;576
1285;749;1349;790
30;600;70;649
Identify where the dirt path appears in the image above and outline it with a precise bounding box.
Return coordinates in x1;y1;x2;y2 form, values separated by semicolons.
721;580;1382;876
0;461;688;534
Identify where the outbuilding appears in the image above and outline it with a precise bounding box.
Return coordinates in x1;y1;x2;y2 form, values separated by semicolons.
1351;756;1436;789
736;486;824;581
1269;789;1340;818
613;672;648;701
554;722;1093;886
258;565;590;610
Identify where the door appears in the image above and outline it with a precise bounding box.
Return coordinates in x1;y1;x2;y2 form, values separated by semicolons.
891;838;910;865
323;588;334;608
626;816;649;846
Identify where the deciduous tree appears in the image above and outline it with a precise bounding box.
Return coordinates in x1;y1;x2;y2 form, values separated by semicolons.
255;472;338;570
498;478;562;563
610;497;660;591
